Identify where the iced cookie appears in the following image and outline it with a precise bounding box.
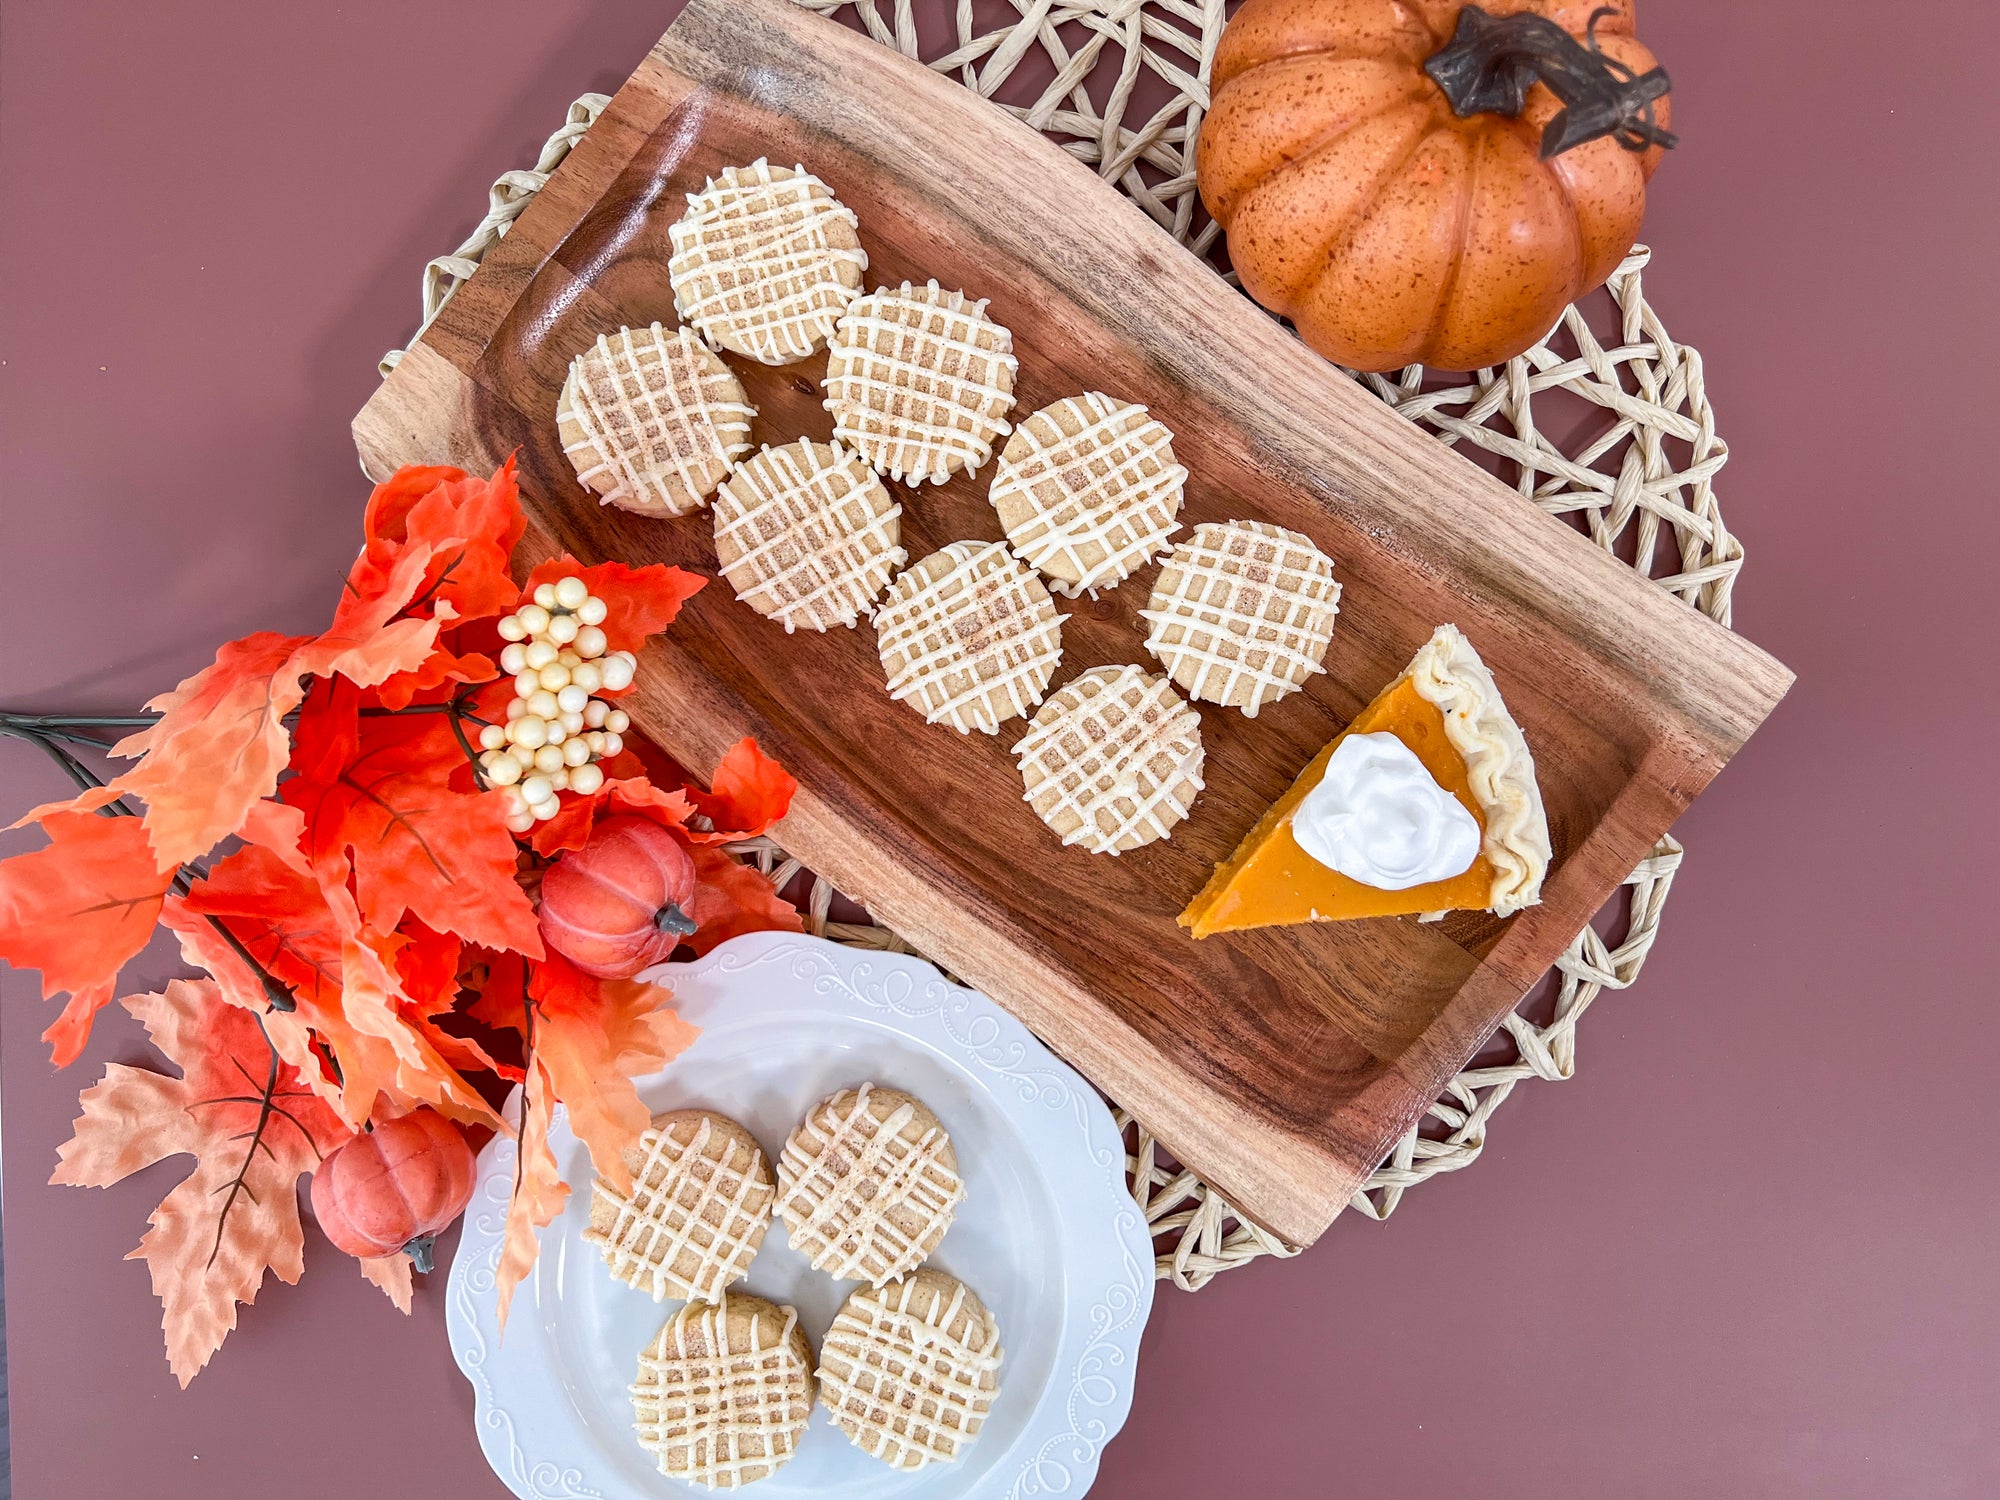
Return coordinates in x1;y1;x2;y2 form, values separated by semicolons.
823;280;1017;485
557;324;754;516
668;160;867;365
988;392;1185;597
583;1109;775;1303
776;1084;964;1285
713;439;906;633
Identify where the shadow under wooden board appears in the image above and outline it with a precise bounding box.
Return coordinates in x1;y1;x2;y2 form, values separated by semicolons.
354;0;1792;1247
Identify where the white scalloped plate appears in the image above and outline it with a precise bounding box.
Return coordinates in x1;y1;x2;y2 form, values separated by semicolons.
446;931;1153;1500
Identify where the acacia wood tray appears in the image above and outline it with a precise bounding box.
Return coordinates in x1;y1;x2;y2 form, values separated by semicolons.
353;0;1792;1247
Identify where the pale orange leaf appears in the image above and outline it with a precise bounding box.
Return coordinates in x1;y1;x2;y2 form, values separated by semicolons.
359;1254;414;1314
50;980;352;1384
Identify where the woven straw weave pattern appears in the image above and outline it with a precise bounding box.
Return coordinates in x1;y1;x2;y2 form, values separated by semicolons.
380;0;1736;1291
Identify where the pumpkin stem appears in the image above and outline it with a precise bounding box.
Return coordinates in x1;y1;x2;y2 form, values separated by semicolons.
653;901;699;938
403;1233;437;1275
1424;5;1676;159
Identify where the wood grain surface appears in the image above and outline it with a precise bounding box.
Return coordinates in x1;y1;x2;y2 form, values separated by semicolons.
352;0;1791;1246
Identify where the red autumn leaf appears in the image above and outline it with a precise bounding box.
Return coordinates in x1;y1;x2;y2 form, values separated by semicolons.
392;919;464;1017
167;845;496;1132
50;979;353;1384
328;912;500;1132
359;1253;413;1314
687;736;798;842
685;845;804;957
285;730;541;958
177;844;346;1017
520;740;794;859
529;952;698;1194
520;556;705;656
364;459;525;624
0;809;178;1065
369;644;500;714
495;1062;567;1332
290;674;362;786
385;463;526;624
467;948;528;1036
521;776;698;859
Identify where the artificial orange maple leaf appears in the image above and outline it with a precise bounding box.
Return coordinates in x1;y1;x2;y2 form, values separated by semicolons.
50;979;352;1385
686;736;798;843
102;536;450;871
359;1253;413;1314
363;459;525;625
103;632;312;869
529;952;697;1194
495;1061;567;1332
522;776;697;858
519;556;705;657
520;736;792;860
685;845;804;957
285;727;542;958
331;914;499;1131
166;846;496;1131
236;798;311;874
0;809;179;1065
369;642;500;713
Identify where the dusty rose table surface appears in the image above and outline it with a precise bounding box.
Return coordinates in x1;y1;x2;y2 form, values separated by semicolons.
3;2;1994;1496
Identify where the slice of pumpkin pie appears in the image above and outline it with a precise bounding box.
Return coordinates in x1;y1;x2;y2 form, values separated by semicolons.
1180;625;1550;938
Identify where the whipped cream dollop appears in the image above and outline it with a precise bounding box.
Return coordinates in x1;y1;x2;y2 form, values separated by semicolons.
1292;732;1480;890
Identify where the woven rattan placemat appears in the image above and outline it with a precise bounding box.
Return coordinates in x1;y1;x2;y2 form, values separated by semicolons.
379;1;1740;1290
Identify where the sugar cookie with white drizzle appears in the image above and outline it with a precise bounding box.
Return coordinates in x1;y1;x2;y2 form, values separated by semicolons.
874;540;1063;734
668;159;867;365
583;1109;776;1303
557;324;754;517
818;1268;1004;1470
823;280;1018;485
988;392;1186;598
630;1294;814;1489
1014;664;1205;854
1141;518;1342;716
713;439;906;632
775;1083;964;1286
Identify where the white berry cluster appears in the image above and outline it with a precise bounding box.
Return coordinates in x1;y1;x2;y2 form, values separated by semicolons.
476;575;638;833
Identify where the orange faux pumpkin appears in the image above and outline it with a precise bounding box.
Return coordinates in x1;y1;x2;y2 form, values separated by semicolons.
1198;0;1674;371
537;814;699;979
311;1108;476;1273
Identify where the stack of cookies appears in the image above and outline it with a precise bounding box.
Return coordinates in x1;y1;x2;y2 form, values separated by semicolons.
587;1085;1003;1486
550;154;1350;866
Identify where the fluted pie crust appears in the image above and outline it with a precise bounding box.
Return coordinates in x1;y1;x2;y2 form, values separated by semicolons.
1180;624;1550;937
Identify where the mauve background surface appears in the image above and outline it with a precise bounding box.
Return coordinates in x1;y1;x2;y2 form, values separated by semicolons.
2;1;1994;1496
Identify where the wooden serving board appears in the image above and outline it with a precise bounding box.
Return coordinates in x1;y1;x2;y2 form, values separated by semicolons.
354;0;1791;1247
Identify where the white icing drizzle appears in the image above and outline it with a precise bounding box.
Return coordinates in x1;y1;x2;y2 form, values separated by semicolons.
823;280;1018;485
668;159;868;366
1140;518;1342;717
631;1297;812;1489
873;540;1064;735
775;1083;965;1285
988;392;1186;597
818;1273;1004;1469
713;439;907;633
1401;623;1553;914
557;323;755;516
1012;664;1205;855
582;1113;774;1303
